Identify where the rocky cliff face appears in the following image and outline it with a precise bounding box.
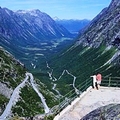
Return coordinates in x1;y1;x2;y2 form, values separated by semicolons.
76;0;120;48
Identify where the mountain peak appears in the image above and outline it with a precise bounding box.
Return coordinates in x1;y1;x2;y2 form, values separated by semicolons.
53;16;60;21
16;9;42;16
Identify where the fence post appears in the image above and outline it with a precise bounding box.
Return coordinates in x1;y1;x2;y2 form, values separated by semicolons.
108;77;111;87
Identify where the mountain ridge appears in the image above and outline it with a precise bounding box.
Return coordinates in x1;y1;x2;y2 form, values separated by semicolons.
54;18;90;34
0;7;73;48
0;7;75;70
76;0;120;48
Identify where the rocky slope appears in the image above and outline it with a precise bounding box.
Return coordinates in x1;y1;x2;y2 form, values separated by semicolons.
81;104;120;120
76;0;120;48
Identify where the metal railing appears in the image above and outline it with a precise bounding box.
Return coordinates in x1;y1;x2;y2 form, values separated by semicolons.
51;77;92;115
51;76;120;115
101;76;120;87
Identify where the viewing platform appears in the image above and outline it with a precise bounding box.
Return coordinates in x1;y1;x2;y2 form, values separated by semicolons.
54;86;120;120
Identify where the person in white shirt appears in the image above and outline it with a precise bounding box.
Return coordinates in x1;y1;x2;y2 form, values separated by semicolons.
90;75;98;89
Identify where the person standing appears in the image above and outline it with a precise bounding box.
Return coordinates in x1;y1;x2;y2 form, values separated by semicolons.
90;75;98;89
96;73;102;89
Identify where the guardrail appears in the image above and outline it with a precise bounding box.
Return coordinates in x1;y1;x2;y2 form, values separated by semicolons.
51;77;92;115
102;76;120;87
51;76;120;116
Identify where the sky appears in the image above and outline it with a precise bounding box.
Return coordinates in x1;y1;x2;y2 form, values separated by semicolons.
0;0;111;20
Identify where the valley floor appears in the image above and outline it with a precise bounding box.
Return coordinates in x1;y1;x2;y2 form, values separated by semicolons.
54;86;120;120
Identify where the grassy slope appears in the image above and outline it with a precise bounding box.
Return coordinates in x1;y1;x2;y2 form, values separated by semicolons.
0;47;26;115
0;48;26;89
0;47;58;117
40;44;120;95
1;41;120;117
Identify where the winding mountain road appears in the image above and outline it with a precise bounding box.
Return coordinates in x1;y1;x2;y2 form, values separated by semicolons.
29;73;49;113
0;72;49;120
47;60;79;96
0;73;29;120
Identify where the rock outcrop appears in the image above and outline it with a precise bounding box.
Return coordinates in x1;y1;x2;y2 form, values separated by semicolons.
81;104;120;120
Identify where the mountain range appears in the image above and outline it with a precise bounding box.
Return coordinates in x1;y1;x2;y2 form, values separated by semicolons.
54;18;90;34
0;7;75;70
0;0;120;119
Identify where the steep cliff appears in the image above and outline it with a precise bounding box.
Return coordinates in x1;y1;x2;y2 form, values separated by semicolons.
76;0;120;48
